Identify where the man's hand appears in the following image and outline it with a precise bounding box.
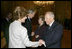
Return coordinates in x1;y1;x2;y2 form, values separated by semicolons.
31;32;35;36
35;35;39;38
39;39;45;46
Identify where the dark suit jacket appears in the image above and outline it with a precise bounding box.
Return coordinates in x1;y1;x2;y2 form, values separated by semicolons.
44;21;63;48
1;18;12;36
35;24;47;41
22;17;32;40
1;18;12;46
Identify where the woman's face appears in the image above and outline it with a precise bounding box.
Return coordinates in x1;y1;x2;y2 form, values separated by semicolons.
38;18;43;25
21;16;27;23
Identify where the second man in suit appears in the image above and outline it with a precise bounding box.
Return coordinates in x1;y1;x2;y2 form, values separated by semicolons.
22;9;36;41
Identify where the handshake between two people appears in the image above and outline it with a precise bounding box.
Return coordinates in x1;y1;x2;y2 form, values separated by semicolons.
31;32;46;47
38;39;46;47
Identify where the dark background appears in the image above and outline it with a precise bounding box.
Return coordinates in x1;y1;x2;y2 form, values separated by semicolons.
1;1;71;48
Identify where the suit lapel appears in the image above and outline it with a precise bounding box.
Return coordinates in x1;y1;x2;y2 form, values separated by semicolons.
49;21;57;31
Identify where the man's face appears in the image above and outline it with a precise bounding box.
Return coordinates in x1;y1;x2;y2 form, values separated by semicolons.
8;13;12;20
45;14;53;25
28;11;36;19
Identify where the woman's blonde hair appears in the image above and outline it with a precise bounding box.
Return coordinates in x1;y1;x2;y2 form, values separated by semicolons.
13;6;27;20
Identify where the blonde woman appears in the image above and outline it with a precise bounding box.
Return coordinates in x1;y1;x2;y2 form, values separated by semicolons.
9;6;45;48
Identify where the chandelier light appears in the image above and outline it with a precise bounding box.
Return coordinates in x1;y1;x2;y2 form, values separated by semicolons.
33;1;55;6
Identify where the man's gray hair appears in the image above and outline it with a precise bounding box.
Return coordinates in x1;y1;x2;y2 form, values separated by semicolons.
46;12;55;18
27;9;36;14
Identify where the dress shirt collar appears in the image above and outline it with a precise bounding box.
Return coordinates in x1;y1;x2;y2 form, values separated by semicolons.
49;20;55;27
28;16;31;21
6;18;9;22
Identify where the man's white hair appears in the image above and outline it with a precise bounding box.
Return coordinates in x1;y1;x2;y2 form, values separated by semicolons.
46;12;55;18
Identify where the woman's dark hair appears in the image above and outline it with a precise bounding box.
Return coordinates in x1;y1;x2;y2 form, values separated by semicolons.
39;15;45;21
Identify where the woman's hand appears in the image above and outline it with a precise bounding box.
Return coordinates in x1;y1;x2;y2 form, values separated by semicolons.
39;39;45;46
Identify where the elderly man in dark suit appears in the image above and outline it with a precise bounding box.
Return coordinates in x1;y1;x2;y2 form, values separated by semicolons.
44;12;63;48
22;9;36;41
